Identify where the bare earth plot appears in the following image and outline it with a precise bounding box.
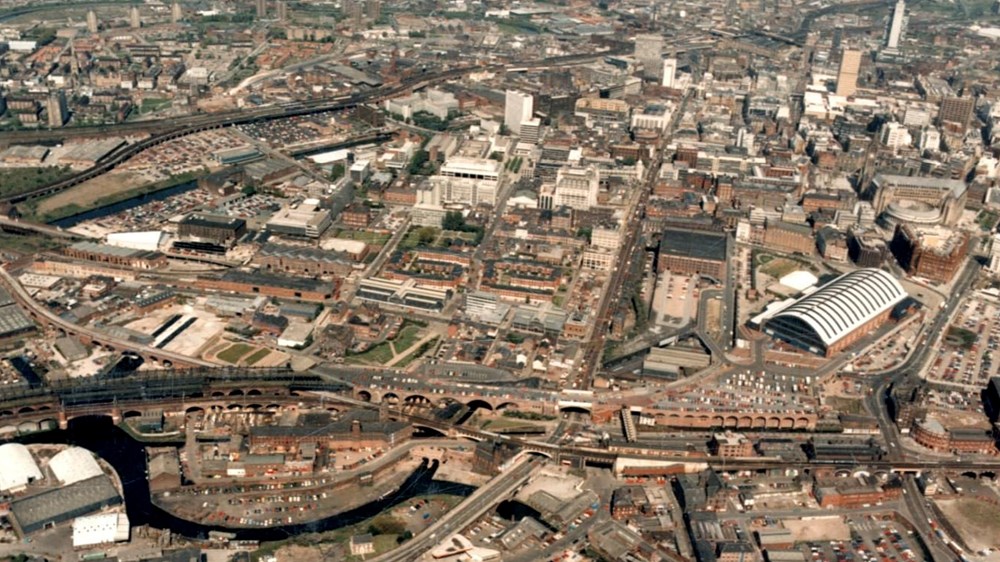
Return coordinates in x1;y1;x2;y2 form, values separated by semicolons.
34;170;146;218
782;517;851;542
935;498;1000;551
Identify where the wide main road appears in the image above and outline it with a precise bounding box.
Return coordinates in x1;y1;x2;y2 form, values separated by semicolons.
866;259;980;460
0;264;215;368
0;49;628;206
370;457;537;562
580;89;693;388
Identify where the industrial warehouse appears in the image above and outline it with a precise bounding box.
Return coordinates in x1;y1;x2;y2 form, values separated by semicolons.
753;269;910;356
0;444;128;544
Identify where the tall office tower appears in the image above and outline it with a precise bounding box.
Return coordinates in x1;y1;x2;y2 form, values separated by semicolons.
276;0;287;20
47;91;68;127
504;90;533;136
832;26;843;51
938;96;976;133
634;34;664;80
130;5;141;28
366;0;380;20
172;2;183;22
886;0;906;50
86;10;99;33
256;0;267;19
989;234;1000;275
918;127;941;152
662;58;677;88
835;49;862;97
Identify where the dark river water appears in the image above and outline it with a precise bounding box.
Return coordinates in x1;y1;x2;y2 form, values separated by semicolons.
51;180;198;229
18;416;475;541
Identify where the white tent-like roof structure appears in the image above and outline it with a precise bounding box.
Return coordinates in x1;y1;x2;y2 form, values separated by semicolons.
49;446;103;486
779;270;818;293
766;268;907;352
0;443;42;492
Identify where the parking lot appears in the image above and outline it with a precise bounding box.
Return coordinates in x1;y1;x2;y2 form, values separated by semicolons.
236;112;344;147
651;271;697;327
847;517;923;562
927;292;1000;389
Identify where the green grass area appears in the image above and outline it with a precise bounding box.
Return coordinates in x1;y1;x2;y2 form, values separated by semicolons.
0;167;75;199
754;252;774;266
946;326;978;349
391;325;422;354
0;233;65;256
502;410;557;421
334;229;391;245
759;257;801;279
825;396;866;416
345;341;395;365
395;336;438;368
139;98;172;114
371;534;400;555
249;493;465;561
217;343;254;364
399;226;439;250
480;417;542;432
244;348;271;365
24;170;202;223
977;210;999;232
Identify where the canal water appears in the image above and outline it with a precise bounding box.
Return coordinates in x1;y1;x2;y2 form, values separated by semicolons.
19;416;475;540
51;180;199;229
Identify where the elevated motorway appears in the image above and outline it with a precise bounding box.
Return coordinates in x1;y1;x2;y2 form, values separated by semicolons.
0;49;626;206
0;265;214;368
3;364;1000;476
371;457;537;562
0;217;97;239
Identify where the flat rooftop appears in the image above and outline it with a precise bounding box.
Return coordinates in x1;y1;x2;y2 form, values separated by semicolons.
659;228;728;262
11;475;121;531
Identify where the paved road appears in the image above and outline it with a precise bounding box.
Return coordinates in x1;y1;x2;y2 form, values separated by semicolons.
581;90;693;388
865;259;980;461
0;265;215;368
900;475;956;562
370;457;537;562
0;217;96;239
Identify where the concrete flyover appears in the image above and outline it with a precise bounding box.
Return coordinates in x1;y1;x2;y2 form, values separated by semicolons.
369;457;537;562
3;376;1000;476
0;217;97;240
0;49;628;206
0;265;215;368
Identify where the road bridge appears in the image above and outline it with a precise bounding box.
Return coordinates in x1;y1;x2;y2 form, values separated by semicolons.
1;372;999;477
0;217;97;240
370;457;537;562
0;50;626;206
0;266;214;368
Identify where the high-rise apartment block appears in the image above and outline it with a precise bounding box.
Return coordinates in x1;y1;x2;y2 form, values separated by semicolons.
836;49;862;97
504;90;533;136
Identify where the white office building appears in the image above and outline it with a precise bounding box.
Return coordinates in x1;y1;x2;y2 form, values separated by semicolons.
631;103;672;132
886;0;906;50
989;233;1000;275
662;58;677;88
919;127;941;152
440;157;501;182
426;175;497;207
504;90;533;135
553;166;600;210
591;225;621;251
879;122;912;150
72;513;130;548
